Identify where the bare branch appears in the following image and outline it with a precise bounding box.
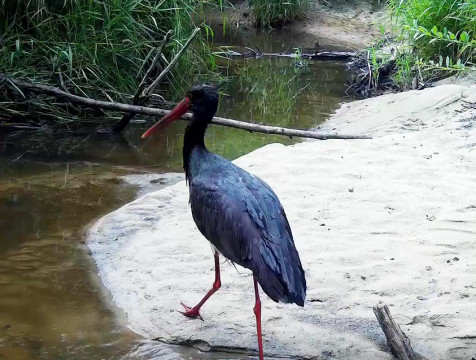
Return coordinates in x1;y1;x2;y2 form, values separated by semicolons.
220;49;355;60
0;74;371;141
137;30;172;100
143;27;201;97
111;30;173;133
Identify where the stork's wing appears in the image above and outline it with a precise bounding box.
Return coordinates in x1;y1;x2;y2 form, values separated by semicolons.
189;166;306;306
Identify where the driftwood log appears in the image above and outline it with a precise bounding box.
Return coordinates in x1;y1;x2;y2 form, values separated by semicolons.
373;302;429;360
0;74;370;141
222;50;355;61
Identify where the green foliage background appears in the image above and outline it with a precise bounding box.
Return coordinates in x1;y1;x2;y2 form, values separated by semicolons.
389;0;475;85
0;0;217;102
250;0;308;27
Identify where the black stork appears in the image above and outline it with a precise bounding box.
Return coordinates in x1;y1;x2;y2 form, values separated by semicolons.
142;85;306;359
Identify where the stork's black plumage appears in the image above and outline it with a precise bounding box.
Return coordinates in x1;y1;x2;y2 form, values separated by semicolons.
142;85;306;359
188;147;306;305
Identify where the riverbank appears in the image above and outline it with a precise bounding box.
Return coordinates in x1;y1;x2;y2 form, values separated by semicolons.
288;0;385;50
225;0;385;50
88;81;476;359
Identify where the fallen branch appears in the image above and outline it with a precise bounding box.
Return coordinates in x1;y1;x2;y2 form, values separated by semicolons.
0;74;371;141
373;302;429;360
220;49;355;61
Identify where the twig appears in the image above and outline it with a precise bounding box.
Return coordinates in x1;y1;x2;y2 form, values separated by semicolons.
6;79;26;99
0;74;371;141
367;50;372;92
56;72;69;93
111;30;172;133
142;27;201;97
373;302;429;360
137;30;172;100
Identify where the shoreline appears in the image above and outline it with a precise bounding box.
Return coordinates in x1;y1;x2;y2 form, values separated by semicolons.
222;0;385;50
87;81;476;359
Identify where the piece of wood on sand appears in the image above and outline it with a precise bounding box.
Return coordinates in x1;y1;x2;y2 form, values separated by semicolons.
373;302;429;360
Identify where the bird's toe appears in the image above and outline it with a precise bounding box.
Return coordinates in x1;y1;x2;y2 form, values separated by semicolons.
179;301;204;321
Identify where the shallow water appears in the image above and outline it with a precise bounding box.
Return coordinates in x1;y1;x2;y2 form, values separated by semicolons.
0;24;351;360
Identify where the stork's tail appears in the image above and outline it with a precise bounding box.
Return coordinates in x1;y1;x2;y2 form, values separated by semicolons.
251;240;306;306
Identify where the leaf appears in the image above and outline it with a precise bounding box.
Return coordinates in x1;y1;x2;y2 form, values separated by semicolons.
68;45;73;75
459;31;469;42
431;26;438;35
418;26;430;35
449;32;456;40
150;15;157;29
415;33;425;40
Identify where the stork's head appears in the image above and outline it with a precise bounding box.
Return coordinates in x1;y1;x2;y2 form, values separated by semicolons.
142;85;218;139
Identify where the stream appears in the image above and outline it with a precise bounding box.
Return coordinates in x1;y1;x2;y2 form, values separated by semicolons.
0;24;351;360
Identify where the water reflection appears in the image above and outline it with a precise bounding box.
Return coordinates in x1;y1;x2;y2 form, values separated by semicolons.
1;24;350;170
0;163;263;360
0;164;137;360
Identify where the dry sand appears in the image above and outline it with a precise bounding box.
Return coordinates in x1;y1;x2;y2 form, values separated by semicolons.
88;83;476;360
286;0;386;50
226;0;385;50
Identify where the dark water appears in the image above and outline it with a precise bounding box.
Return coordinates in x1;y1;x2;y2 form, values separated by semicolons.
0;24;351;360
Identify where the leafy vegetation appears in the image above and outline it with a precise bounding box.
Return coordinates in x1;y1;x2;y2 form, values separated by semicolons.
0;0;220;130
388;0;475;63
233;58;304;125
390;0;474;87
251;0;308;27
352;0;475;96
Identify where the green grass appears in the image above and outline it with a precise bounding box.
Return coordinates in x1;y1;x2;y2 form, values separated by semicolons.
251;0;308;27
234;58;305;125
386;0;475;85
0;0;219;122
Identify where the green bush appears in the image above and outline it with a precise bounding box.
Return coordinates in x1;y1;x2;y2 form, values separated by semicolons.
251;0;308;27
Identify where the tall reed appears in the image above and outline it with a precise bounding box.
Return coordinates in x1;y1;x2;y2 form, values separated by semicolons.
0;0;217;104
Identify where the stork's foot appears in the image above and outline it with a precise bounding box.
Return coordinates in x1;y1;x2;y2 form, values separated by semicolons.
179;302;204;321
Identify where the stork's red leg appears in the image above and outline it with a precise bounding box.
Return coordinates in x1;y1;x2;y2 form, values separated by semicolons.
253;276;264;360
179;251;221;320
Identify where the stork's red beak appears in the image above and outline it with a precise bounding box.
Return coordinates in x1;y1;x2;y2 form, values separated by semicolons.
141;97;191;139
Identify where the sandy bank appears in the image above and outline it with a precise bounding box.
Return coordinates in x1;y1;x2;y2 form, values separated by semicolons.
287;0;385;50
226;0;384;50
88;83;476;359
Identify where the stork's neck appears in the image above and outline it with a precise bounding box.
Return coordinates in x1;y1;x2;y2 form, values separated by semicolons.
183;116;209;183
